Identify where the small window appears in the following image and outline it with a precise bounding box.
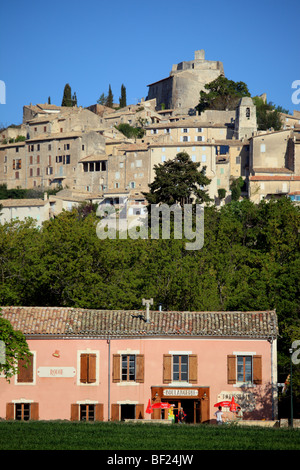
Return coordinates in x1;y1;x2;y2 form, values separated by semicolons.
80;404;95;421
173;355;188;382
15;403;31;421
122;354;136;381
237;356;252;382
246;107;250;118
260;144;266;153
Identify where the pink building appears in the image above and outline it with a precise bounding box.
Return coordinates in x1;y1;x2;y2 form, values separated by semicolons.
0;307;278;423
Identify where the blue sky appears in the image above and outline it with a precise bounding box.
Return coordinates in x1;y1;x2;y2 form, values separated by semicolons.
0;0;299;126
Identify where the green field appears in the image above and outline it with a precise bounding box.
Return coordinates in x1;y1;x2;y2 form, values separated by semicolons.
0;421;299;451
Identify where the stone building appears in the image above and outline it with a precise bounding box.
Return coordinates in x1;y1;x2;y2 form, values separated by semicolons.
248;128;300;202
147;50;224;114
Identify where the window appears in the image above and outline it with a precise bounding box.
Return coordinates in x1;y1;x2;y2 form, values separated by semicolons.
197;128;203;132
163;354;197;383
130;182;135;189
173;355;188;381
66;155;70;164
71;403;103;421
237;356;252;382
6;402;39;421
112;354;144;383
37;155;40;164
182;128;188;133
260;144;266;153
37;144;40;151
227;354;262;384
48;144;51;151
80;404;96;421
16;403;31;421
17;353;34;383
183;136;188;142
122;354;136;381
246;107;250;118
80;353;96;384
64;143;70;150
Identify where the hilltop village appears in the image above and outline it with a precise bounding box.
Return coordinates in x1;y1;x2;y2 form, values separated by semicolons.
0;49;299;224
0;50;299;426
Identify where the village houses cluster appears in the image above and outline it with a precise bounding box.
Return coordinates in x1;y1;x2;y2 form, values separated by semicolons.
0;49;299;225
0;50;298;424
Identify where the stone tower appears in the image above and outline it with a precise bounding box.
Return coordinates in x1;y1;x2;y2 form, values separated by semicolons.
234;97;257;140
147;50;224;114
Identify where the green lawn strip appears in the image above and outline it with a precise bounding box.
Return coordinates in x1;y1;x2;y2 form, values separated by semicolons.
0;422;299;450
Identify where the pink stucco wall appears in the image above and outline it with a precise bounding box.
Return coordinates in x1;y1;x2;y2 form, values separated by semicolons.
0;336;275;421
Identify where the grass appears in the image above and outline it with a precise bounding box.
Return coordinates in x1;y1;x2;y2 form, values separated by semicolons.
0;421;299;450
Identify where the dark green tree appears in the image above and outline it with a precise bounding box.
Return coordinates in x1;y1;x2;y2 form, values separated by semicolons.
252;96;282;131
196;76;251;114
119;84;127;108
143;152;211;207
61;83;73;107
106;84;113;108
230;176;244;201
97;93;107;105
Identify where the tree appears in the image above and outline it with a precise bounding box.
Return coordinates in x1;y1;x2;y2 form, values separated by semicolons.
119;84;127;108
0;312;31;380
61;83;74;107
106;84;113;108
72;92;77;107
97;93;107;105
252;96;282;131
230;177;244;201
196;76;251;114
143;152;211;207
115;123;144;139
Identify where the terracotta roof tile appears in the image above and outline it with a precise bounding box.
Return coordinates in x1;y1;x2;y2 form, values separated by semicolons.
0;307;278;339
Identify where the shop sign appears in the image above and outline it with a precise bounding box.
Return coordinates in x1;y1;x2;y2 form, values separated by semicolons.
37;367;76;378
163;389;198;397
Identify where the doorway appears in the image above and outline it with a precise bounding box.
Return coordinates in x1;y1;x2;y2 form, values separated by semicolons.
120;404;135;421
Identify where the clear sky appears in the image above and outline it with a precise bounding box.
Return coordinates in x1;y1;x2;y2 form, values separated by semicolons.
0;0;299;127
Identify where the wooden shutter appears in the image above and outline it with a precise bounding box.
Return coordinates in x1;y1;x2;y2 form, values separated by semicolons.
95;404;104;421
71;404;79;421
227;355;236;384
253;355;262;384
6;403;14;420
111;404;120;421
135;355;144;383
17;354;33;383
88;354;96;383
163;354;172;383
189;355;198;384
135;404;144;420
31;403;39;420
112;354;120;383
80;354;96;383
80;354;88;383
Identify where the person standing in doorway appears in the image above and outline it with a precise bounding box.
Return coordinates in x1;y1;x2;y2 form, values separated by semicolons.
177;407;186;424
214;406;224;425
